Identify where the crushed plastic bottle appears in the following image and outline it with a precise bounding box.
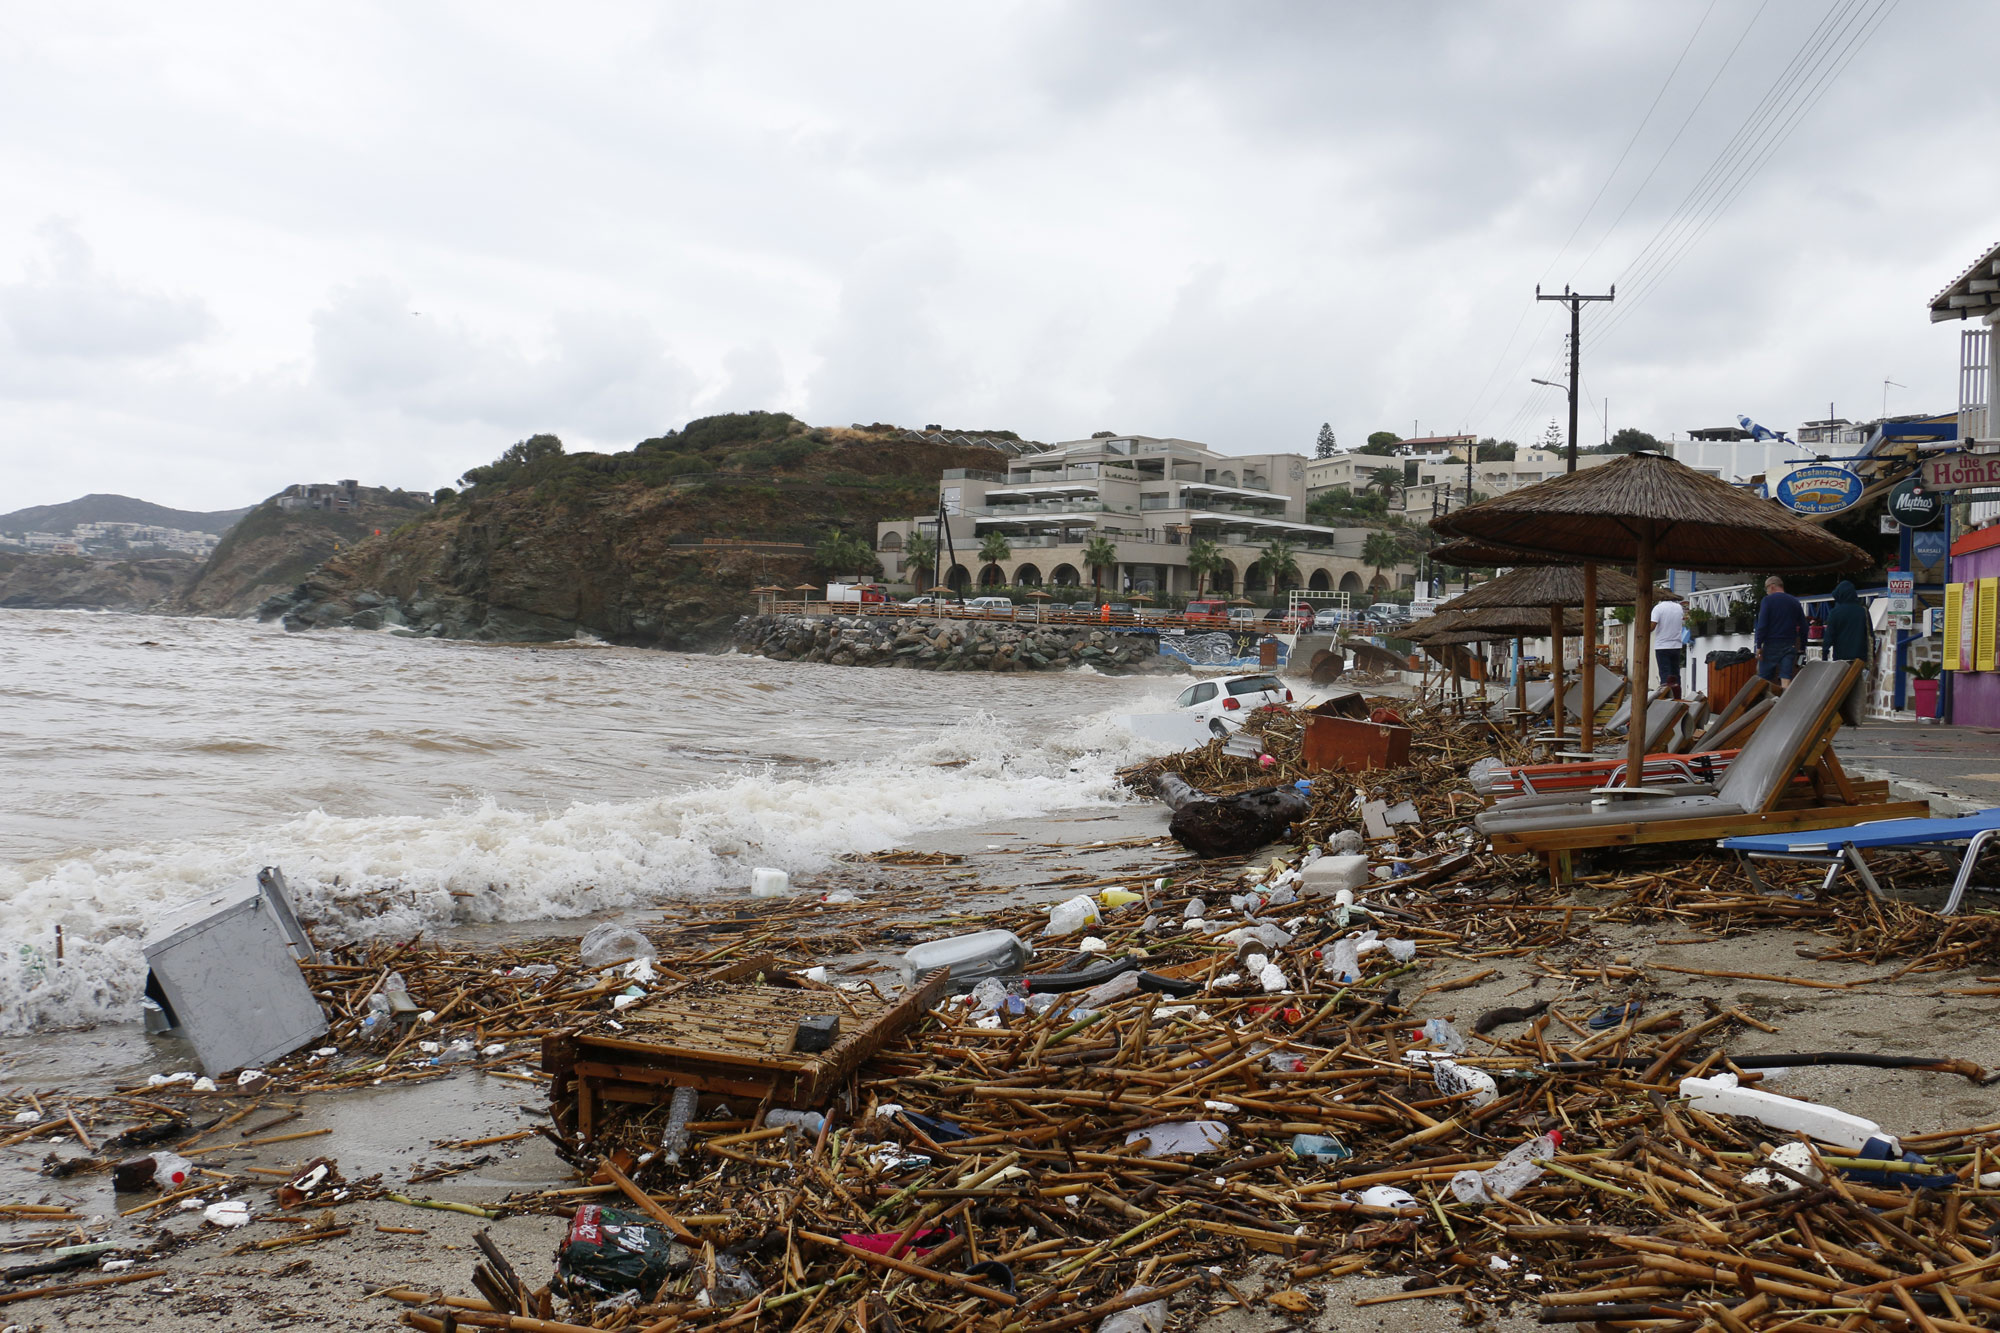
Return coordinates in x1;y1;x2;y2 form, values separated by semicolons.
579;924;657;971
1449;1130;1561;1203
765;1109;826;1137
1291;1133;1350;1162
1422;1017;1468;1054
1385;938;1418;962
1042;895;1101;937
1182;897;1206;920
1096;1287;1169;1333
1429;1058;1498;1109
969;978;1029;1016
661;1086;700;1165
902;930;1030;987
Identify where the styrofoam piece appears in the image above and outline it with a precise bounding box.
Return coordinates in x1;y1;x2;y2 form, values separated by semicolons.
749;867;791;897
1125;1120;1230;1157
1299;855;1369;895
1679;1073;1893;1153
1743;1140;1822;1189
142;883;328;1077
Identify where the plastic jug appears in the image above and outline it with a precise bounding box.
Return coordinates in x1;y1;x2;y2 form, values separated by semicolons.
902;930;1031;988
749;867;791;897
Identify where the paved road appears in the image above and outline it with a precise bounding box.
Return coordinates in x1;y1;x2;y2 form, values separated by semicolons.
1834;720;2000;812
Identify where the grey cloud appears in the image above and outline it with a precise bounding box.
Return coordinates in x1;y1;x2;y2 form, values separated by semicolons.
0;220;215;359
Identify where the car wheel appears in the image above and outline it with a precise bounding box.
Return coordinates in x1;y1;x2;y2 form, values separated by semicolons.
1209;719;1229;738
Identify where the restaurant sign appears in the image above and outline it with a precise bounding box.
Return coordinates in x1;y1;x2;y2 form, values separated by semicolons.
1775;465;1863;515
1922;452;2000;492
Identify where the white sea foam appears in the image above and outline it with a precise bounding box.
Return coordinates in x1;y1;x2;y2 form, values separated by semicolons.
0;709;1158;1034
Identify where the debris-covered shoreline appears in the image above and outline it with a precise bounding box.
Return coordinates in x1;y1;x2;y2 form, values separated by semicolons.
8;698;2000;1332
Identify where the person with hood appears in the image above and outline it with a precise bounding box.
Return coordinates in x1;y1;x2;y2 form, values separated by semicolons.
1825;580;1874;727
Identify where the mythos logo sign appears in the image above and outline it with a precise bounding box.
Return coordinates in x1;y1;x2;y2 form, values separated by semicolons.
1775;465;1863;515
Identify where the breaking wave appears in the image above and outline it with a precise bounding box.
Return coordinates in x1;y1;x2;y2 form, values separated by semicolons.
0;710;1158;1034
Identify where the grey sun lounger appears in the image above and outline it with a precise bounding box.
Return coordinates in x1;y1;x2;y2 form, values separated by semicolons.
1477;660;1918;845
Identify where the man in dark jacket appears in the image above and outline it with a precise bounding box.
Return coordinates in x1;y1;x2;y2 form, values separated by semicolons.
1825;579;1873;726
1753;575;1806;692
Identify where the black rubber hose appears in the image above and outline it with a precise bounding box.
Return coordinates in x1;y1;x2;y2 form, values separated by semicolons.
995;955;1139;994
1545;1052;1975;1073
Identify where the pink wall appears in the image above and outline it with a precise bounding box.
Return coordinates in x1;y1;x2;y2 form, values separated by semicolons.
1951;541;2000;728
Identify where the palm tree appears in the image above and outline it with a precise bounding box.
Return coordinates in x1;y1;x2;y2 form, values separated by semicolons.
1362;529;1402;584
1256;538;1301;592
903;530;937;589
1363;465;1404;509
1082;535;1119;600
978;532;1012;567
1186;538;1225;595
813;529;870;578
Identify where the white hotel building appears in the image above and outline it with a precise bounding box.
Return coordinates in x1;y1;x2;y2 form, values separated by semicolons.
875;434;1416;597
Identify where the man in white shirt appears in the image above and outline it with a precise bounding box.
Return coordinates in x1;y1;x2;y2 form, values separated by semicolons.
1650;597;1685;700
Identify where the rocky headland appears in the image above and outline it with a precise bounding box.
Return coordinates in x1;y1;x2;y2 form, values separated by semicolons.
0;552;201;612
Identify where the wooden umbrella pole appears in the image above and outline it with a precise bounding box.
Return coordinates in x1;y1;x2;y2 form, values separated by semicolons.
1513;636;1526;730
1581;564;1598;752
1628;526;1655;788
1549;606;1566;742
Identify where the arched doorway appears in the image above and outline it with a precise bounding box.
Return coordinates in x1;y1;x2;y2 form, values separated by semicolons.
1368;574;1389;593
1308;569;1331;591
979;564;1006;587
1013;563;1042;586
1213;560;1236;594
1242;566;1267;592
946;564;971;592
1049;563;1080;588
877;530;903;552
1339;571;1364;594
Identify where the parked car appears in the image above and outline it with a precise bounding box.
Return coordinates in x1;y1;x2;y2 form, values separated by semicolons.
1365;602;1412;624
1174;673;1294;735
1183;599;1227;626
903;596;941;608
1105;602;1132;617
964;595;1014;615
1227;607;1264;624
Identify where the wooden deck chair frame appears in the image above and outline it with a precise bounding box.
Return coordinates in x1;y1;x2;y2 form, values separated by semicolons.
1483;660;1930;882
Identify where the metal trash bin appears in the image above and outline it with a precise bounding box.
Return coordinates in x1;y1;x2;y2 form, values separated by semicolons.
142;877;327;1075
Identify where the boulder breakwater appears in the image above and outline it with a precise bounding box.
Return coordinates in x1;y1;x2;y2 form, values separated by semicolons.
733;612;1178;673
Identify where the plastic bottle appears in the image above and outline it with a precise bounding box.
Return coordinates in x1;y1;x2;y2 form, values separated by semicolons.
384;971;407;996
1182;897;1206;920
1449;1130;1560;1203
661;1086;700;1165
1097;1288;1169;1333
1098;887;1142;908
765;1109;826;1137
1422;1017;1467;1054
1429;1058;1498;1108
902;930;1030;987
366;992;391;1017
152;1151;194;1190
1042;895;1101;937
1291;1133;1350;1162
1326;930;1381;984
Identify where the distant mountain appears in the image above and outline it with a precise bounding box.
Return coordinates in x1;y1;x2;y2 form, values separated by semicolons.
0;493;255;536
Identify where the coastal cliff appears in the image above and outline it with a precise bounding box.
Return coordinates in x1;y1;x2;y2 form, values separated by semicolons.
259;415;1008;647
177;486;435;618
0;552;201;611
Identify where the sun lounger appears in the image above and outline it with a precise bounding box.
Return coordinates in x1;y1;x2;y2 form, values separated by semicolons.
1692;676;1770;749
1478;660;1931;878
1721;809;2000;913
1559;665;1625;722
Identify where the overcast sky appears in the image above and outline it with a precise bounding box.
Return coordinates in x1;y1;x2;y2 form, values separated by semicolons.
2;1;1996;511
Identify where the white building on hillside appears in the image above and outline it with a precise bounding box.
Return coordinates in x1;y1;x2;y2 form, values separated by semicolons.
877;434;1418;597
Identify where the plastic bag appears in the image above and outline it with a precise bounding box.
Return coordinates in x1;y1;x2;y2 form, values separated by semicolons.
555;1205;689;1301
1125;1120;1229;1158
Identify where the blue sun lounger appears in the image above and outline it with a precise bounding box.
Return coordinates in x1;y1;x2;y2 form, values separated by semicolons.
1720;808;2000;913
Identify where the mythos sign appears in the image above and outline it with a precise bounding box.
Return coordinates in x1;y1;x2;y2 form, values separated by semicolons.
1887;477;1943;528
1775;465;1863;515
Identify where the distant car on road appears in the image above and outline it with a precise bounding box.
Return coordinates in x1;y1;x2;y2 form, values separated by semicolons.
1175;673;1294;736
903;595;942;608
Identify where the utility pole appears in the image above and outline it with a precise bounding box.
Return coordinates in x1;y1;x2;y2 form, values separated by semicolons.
1535;284;1615;472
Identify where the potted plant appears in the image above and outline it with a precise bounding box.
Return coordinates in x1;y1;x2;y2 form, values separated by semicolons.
1685;606;1713;636
1910;660;1942;720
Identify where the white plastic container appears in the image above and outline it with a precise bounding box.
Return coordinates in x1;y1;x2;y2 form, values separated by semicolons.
1679;1073;1893;1153
749;867;791;898
902;930;1031;987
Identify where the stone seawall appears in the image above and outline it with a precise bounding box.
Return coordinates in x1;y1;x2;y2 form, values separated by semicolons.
734;613;1180;673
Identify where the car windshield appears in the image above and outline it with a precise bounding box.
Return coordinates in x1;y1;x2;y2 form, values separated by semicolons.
1227;675;1283;696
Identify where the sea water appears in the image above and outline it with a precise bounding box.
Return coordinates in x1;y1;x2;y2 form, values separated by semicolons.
0;609;1171;1033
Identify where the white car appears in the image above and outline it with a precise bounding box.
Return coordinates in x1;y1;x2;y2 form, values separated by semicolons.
1174;673;1293;736
964;596;1014;615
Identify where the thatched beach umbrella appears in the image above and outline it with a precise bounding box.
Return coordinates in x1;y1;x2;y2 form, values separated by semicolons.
1436;566;1674;747
1444;605;1590;723
1434;451;1869;787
